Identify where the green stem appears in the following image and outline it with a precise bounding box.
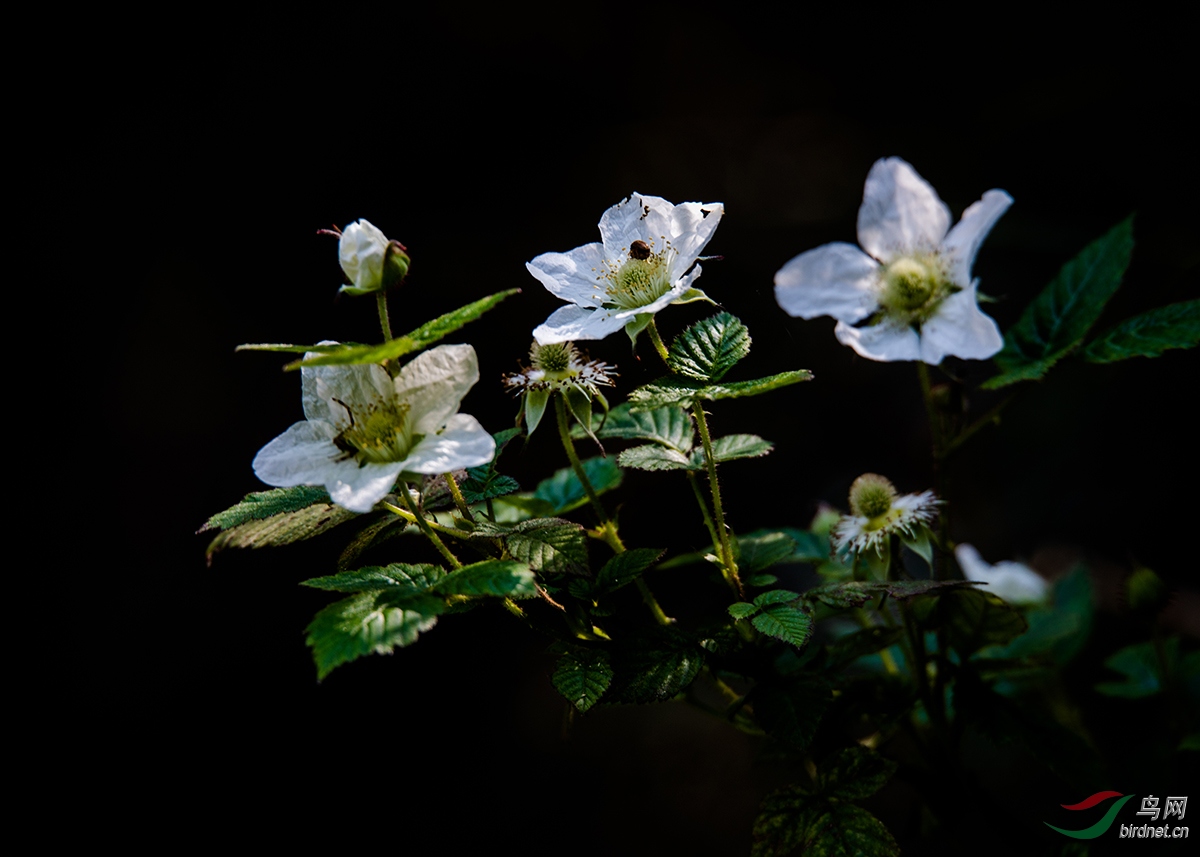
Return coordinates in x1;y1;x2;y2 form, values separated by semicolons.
376;291;393;341
555;394;672;625
686;472;723;557
444;471;474;521
692;402;742;598
383;501;474;542
939;394;1016;459
396;487;462;569
646;318;671;364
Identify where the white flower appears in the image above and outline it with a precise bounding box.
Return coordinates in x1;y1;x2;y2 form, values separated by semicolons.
528;193;723;344
338;219;409;295
774;158;1012;364
954;544;1048;605
832;473;939;557
503;341;616;435
252;344;495;513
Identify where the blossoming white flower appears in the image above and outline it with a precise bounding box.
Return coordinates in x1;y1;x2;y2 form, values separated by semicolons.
954;544;1048;605
528;193;723;344
338;219;409;295
774;158;1012;364
503;341;616;435
832;473;939;557
252;344;495;513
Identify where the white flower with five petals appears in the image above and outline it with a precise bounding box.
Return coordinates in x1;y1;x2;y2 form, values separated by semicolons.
252;344;495;513
954;544;1048;605
774;158;1011;363
528;193;723;344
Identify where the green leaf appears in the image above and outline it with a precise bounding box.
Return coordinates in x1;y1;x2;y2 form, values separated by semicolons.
667;312;751;382
533;456;623;515
617;444;692;471
698;371;815;403
302;563;443;593
552;646;613;713
305;592;442;679
1095;638;1177;698
596;548;665;593
505;519;589;575
753;603;814;649
728;601;759;619
586;402;694;452
986;217;1134;387
696;434;773;466
738;532;799;574
460;473;521;504
432;559;538;599
203;499;359;560
1082;299;1200;363
825;626;904;670
230;342;356;355
607;631;705;704
753;674;832;750
275;289;519;369
818;747;897;800
806;579;979;609
336;516;410;570
752;787;900;857
200;486;333;531
942;589;1028;656
629;371;813;411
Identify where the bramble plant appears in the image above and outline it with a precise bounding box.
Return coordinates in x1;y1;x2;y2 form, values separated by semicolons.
201;162;1199;854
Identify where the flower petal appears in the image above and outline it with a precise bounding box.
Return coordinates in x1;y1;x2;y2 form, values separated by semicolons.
955;544;1048;605
399;413;496;474
338;219;388;292
598;193;669;259
665;201;723;274
394;344;480;435
774;242;881;322
834;318;921;361
252;420;342;487
918;282;1002;363
533;303;628;344
302;358;394;427
326;461;405;514
525;243;609;309
857;158;951;262
940;189;1013;287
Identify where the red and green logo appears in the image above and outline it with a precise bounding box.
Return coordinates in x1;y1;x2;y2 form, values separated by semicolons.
1045;791;1136;839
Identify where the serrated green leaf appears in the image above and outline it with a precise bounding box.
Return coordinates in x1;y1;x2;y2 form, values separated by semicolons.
200;486;333;531
302;562;444;593
336;516;410;570
753;603;814;648
461;473;521;504
552;646;613;713
585;402;694;452
753;674;832;750
818;747;897;800
738;532;799;574
987;217;1134;387
596;548;665;593
746;574;778;587
694;434;773;467
275;289;519;369
728;601;759;619
533;456;623;515
1095;638;1177;698
667;312;751;382
752;787;900;857
700;371;814;402
753;589;803;608
1082;299;1200;363
607;631;705;704
942;589;1028;655
231;342;357;355
505;519;589;574
617;444;693;471
806;579;980;608
431;559;538;599
305;592;442;679
204;501;359;560
630;371;813;411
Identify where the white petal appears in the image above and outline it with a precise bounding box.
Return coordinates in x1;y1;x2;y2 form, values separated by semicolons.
252;420;342;487
533;304;627;344
774;242;881;322
399;413;496;474
598;193;668;258
394;344;480;434
919;283;1003;363
941;190;1013;286
525;244;609;309
834;318;921;361
665;201;723;274
857;158;951;262
955;544;1048;605
338;219;388;292
326;461;405;514
302;359;394;427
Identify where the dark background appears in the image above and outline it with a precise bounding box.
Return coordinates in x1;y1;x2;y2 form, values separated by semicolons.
72;7;1195;852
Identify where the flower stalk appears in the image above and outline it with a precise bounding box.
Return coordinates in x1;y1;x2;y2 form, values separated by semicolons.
396;485;462;569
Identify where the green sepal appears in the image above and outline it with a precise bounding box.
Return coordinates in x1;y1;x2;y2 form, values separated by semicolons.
671;286;716;306
1082;299;1200;363
900;527;933;567
667;312;751;382
624;313;653;348
552;645;613;713
564;386;601;448
338;240;410;295
985;217;1134;388
524;388;551;436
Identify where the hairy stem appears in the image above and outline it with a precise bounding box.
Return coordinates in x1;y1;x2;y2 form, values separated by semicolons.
692;402;742;598
444;471;474;521
395;487;462;569
376;291;393;342
646;318;671;364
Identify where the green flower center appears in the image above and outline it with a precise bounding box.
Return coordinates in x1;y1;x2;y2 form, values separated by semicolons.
335;399;421;465
849;473;897;520
878;255;955;323
605;244;673;310
531;341;576;374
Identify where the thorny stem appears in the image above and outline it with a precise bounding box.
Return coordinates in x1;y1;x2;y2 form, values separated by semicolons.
686;472;723;558
444;471;474;521
693;401;743;598
555;394;672;626
646;318;671;364
395;488;462;569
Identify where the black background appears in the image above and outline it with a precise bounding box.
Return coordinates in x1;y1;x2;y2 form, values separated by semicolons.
70;7;1195;853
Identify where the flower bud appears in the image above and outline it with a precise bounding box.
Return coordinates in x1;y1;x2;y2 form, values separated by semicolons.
338;219;410;295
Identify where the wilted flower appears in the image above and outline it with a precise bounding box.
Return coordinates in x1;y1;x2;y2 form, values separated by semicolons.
774;157;1011;364
338;218;410;295
253;344;495;513
833;473;939;557
954;544;1048;605
503;341;616;435
528;193;723;344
